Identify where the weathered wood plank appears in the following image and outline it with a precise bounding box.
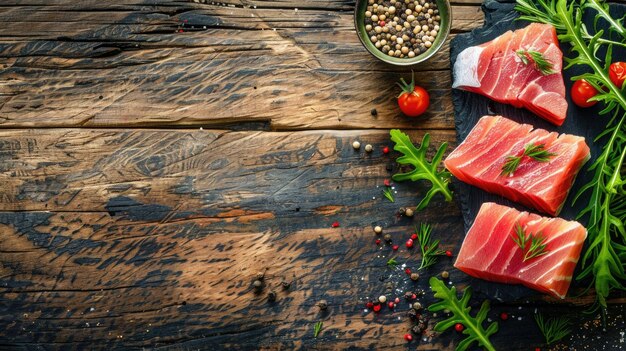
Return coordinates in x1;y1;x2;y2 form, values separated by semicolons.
0;1;483;129
0;129;623;350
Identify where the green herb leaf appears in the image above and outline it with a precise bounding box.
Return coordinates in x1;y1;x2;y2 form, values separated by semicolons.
501;143;556;177
516;0;626;316
390;130;453;211
416;224;445;270
382;187;395;203
386;257;399;268
313;321;323;338
511;223;550;262
534;312;571;345
428;278;498;351
516;49;556;75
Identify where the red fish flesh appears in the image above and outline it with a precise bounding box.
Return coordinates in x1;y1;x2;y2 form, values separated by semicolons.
453;23;567;126
455;202;587;299
444;115;589;216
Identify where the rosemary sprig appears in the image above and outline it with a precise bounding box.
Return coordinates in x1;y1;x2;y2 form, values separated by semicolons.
382;187;395;202
416;224;445;270
511;223;550;262
501;143;556;176
516;49;556;75
386;257;399;268
534;312;571;345
313;321;323;338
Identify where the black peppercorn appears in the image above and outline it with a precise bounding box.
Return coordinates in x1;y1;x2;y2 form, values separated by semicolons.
384;233;392;242
412;324;425;335
268;291;277;302
317;299;328;310
407;308;418;320
398;207;406;215
370;108;378;116
404;291;414;300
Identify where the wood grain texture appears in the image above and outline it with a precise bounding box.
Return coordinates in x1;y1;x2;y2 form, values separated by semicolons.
0;129;624;350
0;0;483;129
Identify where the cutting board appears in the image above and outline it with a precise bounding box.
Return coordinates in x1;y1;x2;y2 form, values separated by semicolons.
450;0;626;300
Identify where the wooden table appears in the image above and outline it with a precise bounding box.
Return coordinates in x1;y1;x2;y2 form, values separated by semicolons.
0;1;623;350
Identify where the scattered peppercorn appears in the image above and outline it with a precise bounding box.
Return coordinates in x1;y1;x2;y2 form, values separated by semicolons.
454;323;464;332
253;279;263;291
331;221;340;228
406;239;414;248
411;324;425;335
392;244;399;251
317;299;328;310
383;179;391;186
352;141;361;150
445;250;453;257
404;208;414;217
374;225;383;234
268;291;277;302
375;238;382;245
384;233;392;242
410;233;418;240
405;268;412;275
404;333;413;342
373;304;382;312
500;312;509;320
365;144;374;152
383;146;390;154
398;207;406;215
413;302;423;311
281;280;291;290
366;301;374;309
407;308;418;320
404;291;414;300
410;272;420;281
378;295;387;303
441;271;449;279
388;302;395;309
394;297;400;304
371;108;378;116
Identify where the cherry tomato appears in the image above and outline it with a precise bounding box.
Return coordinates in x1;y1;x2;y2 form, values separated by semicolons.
397;73;430;117
571;79;598;108
609;62;626;89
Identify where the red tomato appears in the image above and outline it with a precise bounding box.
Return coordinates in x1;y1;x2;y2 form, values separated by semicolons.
609;62;626;89
397;73;430;117
571;79;598;108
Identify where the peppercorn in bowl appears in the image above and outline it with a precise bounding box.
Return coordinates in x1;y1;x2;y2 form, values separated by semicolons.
354;0;451;66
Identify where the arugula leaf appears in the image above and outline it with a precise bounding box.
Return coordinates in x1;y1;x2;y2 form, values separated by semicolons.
516;0;626;318
390;130;453;211
428;278;498;351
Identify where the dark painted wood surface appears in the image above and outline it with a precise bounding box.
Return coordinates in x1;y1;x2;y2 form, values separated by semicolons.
0;1;624;350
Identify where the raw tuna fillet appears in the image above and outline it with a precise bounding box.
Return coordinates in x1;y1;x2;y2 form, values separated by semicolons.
454;202;587;299
444;115;589;216
453;23;568;126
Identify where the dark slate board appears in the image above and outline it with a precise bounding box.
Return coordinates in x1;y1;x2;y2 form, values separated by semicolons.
450;0;626;301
